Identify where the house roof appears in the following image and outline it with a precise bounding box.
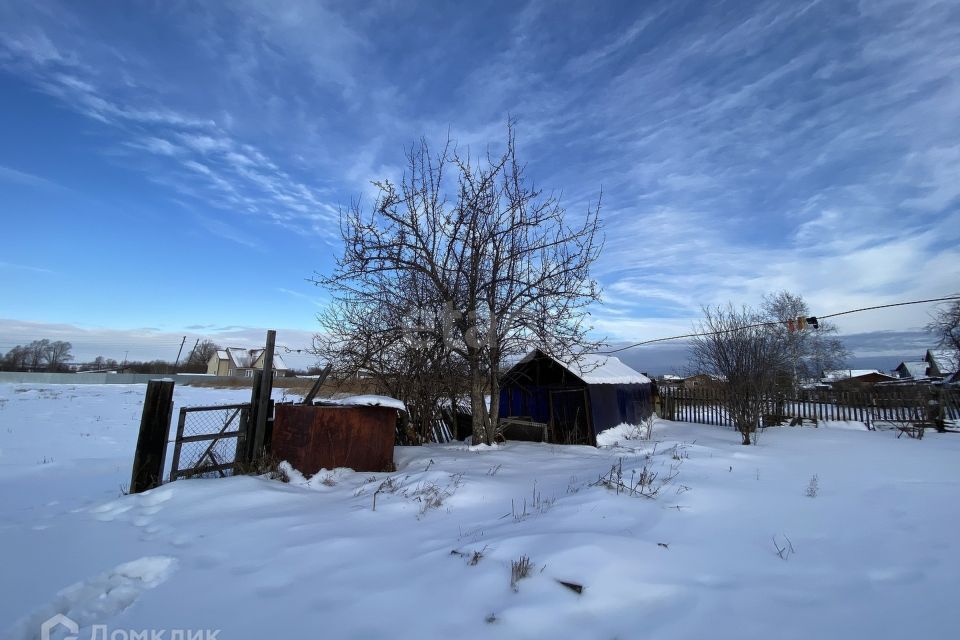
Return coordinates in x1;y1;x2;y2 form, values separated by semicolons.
896;361;929;379
822;369;892;381
515;350;651;385
217;347;288;371
927;349;957;373
225;348;253;368
686;373;726;381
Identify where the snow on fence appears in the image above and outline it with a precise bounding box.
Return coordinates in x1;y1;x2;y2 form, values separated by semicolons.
658;385;960;430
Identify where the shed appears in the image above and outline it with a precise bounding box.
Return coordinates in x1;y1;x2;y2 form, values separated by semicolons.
498;349;653;446
822;369;897;387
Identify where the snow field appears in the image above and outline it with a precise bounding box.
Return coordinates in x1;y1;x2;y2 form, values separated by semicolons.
1;383;959;639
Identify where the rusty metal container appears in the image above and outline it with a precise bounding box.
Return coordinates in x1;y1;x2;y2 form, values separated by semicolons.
271;405;396;475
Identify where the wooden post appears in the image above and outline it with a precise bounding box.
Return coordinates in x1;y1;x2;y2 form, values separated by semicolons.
252;330;276;458
245;369;264;463
937;387;946;432
302;364;332;405
130;379;175;493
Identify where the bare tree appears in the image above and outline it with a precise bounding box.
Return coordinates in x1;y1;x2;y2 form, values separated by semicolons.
927;297;960;372
1;345;29;371
2;339;71;371
183;339;221;372
45;341;72;371
313;268;468;442
315;123;603;443
762;291;850;387
689;304;791;445
26;339;50;370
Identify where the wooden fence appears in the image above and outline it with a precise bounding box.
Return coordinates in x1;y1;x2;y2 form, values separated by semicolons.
658;385;960;430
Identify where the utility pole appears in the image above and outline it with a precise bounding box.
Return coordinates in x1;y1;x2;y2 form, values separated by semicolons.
173;336;187;367
183;338;200;368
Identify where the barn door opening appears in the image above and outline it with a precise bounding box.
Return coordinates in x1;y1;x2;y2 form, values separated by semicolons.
549;389;592;445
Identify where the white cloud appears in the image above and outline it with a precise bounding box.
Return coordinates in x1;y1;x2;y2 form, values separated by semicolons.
0;261;54;274
0;15;340;238
0;165;65;191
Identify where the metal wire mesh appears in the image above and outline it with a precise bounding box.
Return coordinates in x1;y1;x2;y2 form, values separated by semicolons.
174;404;248;478
179;438;239;475
182;405;245;437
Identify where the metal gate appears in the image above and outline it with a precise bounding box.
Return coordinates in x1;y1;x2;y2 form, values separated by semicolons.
169;403;250;481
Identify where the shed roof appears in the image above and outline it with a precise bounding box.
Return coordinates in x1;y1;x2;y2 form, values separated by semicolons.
328;394;406;411
515;350;651;385
823;369;892;381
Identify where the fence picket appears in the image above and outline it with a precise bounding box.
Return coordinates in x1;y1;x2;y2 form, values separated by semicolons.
657;384;956;431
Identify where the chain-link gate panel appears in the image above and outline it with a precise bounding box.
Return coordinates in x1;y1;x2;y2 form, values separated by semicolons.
170;403;249;480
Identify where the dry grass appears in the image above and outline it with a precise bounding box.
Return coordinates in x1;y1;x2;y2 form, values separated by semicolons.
510;555;533;591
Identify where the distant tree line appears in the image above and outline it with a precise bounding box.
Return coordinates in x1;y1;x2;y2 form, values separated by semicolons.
1;340;74;372
0;338;224;374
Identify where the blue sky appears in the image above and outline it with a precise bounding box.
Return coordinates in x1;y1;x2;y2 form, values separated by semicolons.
1;0;958;368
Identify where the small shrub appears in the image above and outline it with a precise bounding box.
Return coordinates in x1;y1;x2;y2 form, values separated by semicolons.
772;534;795;560
372;476;400;511
510;555;533;592
511;480;554;521
234;452;286;479
592;457;680;499
270;465;290;483
805;474;819;498
451;546;488;565
412;473;463;517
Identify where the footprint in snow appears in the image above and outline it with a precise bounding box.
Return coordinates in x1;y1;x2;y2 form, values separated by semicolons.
6;556;177;640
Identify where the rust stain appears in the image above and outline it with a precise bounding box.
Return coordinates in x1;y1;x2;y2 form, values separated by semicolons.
272;405;396;475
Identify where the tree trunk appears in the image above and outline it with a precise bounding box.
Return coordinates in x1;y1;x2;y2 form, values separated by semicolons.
487;373;501;445
469;357;489;444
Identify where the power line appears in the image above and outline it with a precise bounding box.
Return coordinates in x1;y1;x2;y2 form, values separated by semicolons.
594;295;960;355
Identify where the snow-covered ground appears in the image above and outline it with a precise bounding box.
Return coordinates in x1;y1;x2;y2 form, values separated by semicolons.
1;383;959;639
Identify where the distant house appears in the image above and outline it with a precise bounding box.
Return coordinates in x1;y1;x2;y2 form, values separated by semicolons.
683;373;725;388
926;349;958;379
891;350;957;382
893;361;930;381
822;369;896;387
206;348;289;378
498;349;653;446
